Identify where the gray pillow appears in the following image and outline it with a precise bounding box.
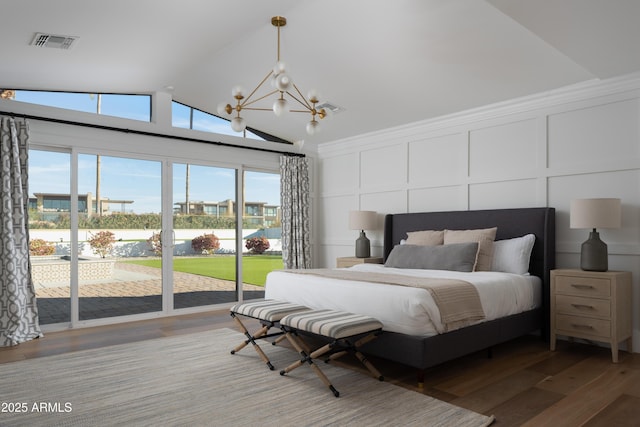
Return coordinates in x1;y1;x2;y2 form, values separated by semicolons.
384;242;479;272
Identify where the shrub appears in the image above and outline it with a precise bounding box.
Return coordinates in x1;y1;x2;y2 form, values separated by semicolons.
29;239;56;256
191;233;220;255
87;230;116;258
245;236;270;254
147;232;162;256
26;211;264;230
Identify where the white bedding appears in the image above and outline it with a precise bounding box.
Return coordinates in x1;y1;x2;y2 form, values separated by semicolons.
264;264;541;337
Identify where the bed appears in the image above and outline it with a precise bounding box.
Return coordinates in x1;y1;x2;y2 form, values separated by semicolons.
265;207;555;378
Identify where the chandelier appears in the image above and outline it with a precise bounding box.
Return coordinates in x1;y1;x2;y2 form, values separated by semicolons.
217;16;327;136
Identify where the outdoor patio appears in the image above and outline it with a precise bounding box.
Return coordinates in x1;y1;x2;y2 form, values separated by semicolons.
35;262;265;324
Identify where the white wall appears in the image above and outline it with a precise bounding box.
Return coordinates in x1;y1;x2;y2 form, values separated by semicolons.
30;229;282;257
316;73;640;351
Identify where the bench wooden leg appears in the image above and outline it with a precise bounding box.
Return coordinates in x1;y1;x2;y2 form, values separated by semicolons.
353;350;384;381
326;333;384;381
280;332;340;397
230;313;275;370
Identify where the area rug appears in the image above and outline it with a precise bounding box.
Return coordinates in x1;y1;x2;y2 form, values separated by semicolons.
1;328;494;426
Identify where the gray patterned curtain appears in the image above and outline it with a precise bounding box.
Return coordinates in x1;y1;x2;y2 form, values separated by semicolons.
280;156;311;269
0;116;42;347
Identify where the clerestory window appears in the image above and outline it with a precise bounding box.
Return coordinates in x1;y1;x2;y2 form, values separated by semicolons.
4;90;151;122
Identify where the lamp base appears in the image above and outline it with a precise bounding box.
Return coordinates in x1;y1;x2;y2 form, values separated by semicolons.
355;230;371;258
580;230;608;272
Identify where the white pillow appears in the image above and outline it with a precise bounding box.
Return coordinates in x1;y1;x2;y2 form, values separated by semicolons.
490;234;536;275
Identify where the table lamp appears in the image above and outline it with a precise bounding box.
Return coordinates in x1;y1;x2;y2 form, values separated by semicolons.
349;210;377;258
570;198;621;272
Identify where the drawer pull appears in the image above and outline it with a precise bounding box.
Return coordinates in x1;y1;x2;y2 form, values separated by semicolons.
571;303;594;310
571;284;594;290
570;323;594;330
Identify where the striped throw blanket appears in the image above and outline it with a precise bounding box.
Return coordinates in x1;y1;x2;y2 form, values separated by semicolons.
281;269;486;332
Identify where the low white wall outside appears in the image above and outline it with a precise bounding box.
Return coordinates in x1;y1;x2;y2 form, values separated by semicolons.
30;229;282;257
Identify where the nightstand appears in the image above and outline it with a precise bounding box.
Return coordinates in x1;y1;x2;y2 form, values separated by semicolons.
336;256;383;268
550;269;632;362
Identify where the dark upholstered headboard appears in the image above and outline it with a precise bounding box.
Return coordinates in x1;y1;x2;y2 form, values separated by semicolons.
383;208;556;322
383;207;555;280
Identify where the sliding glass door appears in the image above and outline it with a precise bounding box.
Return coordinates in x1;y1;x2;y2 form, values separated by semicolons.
172;163;240;308
77;154;163;321
29;149;72;325
241;170;283;300
30;150;278;326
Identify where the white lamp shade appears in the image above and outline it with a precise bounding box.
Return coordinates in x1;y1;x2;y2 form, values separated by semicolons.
306;120;320;135
349;210;377;231
231;85;245;98
273;97;289;116
273;61;287;75
570;198;621;229
230;116;246;132
274;73;292;92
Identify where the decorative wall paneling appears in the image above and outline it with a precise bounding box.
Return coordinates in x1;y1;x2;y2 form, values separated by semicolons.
317;73;640;350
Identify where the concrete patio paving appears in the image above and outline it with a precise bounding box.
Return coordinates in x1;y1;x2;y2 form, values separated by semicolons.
35;262;265;324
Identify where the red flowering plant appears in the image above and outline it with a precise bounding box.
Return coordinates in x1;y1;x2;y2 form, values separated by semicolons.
147;232;162;256
29;238;56;256
245;236;270;254
191;233;220;255
87;230;116;258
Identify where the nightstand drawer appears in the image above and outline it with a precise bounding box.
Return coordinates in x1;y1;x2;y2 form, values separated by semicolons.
555;275;610;298
556;314;611;338
555;295;610;318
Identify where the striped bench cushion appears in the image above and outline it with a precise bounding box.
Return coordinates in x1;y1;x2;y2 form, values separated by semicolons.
230;299;310;322
280;310;383;339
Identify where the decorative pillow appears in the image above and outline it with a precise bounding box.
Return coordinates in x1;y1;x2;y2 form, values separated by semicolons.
405;230;444;246
444;227;497;271
384;242;479;272
491;234;536;275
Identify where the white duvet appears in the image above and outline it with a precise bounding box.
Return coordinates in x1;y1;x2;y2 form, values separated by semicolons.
265;263;541;337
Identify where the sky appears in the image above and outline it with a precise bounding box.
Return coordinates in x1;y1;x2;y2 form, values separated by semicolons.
29;151;281;214
23;91;281;213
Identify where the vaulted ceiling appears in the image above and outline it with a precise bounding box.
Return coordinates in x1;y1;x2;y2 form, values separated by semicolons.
1;0;638;148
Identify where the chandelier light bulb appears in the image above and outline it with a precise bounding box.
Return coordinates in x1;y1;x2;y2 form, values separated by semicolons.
273;97;289;116
273;61;287;75
306;120;320;135
231;116;246;132
274;73;292;92
231;85;245;98
307;89;319;103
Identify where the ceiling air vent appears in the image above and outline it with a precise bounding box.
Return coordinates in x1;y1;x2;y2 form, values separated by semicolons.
316;102;344;115
31;33;78;50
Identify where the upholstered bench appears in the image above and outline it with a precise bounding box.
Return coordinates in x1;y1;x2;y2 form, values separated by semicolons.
230;299;310;370
279;309;384;397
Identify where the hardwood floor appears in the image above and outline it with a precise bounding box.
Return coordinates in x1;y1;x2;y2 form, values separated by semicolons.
2;310;639;426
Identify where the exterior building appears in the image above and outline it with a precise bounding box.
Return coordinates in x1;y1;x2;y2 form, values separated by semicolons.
29;192;133;220
174;199;280;228
29;193;279;228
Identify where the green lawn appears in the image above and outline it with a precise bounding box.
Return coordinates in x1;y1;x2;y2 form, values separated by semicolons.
124;255;283;286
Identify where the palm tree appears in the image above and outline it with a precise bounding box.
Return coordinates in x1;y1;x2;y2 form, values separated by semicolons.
90;93;102;217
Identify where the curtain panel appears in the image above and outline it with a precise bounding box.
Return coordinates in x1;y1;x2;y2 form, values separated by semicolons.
279;156;311;269
0;116;42;346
